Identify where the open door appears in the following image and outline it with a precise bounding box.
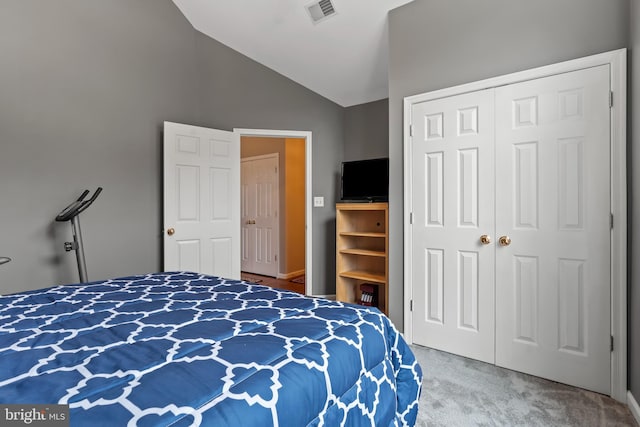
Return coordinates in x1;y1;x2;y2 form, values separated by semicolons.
163;121;240;279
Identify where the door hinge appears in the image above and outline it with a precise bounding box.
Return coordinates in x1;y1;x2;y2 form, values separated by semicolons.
275;254;278;261
610;213;614;230
610;335;614;352
409;124;414;137
409;212;413;224
610;91;614;108
410;300;413;311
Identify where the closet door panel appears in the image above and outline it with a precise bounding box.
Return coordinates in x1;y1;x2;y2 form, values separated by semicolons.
411;89;495;364
494;65;611;394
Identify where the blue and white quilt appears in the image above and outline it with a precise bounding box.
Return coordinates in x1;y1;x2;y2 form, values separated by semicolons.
0;272;422;426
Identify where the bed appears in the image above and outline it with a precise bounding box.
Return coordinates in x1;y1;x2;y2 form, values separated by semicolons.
0;272;422;426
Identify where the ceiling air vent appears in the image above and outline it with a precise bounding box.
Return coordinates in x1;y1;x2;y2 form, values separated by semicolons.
306;0;337;24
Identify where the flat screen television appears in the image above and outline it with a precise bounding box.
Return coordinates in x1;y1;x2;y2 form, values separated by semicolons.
341;158;389;202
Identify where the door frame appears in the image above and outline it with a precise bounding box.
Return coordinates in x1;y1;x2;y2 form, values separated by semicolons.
241;153;280;277
235;128;313;296
402;49;627;401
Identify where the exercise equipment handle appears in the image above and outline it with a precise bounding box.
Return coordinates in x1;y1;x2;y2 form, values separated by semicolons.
74;187;102;217
56;188;102;222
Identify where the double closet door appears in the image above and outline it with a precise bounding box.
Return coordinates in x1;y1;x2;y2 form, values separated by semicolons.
410;65;611;394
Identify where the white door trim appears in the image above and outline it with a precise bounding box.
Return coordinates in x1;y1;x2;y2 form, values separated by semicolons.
403;48;627;401
234;128;313;297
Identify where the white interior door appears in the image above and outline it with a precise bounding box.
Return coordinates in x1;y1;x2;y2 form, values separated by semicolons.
241;160;255;274
241;155;279;277
494;65;611;394
163;121;240;279
411;89;496;364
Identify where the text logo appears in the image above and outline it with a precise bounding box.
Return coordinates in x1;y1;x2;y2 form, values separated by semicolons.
1;405;69;426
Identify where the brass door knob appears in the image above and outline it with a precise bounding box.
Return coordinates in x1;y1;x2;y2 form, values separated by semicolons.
499;235;511;246
480;235;491;245
167;228;175;236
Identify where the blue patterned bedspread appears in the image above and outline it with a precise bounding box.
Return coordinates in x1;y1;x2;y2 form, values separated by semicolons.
0;272;422;426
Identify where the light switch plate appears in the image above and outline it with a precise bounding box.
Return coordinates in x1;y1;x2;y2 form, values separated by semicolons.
313;196;324;207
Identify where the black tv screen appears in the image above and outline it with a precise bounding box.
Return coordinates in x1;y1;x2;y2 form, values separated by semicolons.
341;158;389;202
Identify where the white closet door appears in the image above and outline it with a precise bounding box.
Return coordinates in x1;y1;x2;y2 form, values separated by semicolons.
494;65;611;394
411;89;496;363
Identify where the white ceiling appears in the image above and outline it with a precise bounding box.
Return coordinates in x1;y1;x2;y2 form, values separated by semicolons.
171;0;413;107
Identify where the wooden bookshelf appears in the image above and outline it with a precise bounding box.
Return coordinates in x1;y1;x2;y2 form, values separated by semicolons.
336;202;389;315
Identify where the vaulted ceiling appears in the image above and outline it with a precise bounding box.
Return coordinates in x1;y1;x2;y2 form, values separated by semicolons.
172;0;413;107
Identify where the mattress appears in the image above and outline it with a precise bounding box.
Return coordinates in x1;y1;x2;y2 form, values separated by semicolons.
0;272;422;426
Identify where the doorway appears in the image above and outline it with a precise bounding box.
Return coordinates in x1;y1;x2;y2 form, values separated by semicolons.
238;130;311;295
241;152;280;278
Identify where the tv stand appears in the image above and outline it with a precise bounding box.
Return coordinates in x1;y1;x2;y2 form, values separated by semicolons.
335;202;389;315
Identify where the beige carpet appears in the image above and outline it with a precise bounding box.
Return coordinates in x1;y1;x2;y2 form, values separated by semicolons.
412;345;637;427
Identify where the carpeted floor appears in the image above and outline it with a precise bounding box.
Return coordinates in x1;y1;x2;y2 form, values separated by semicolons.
412;345;638;427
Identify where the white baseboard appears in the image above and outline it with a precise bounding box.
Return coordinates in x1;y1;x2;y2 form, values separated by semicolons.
277;269;305;280
628;390;640;425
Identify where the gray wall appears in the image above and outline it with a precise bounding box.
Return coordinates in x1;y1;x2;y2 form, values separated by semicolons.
630;0;640;405
344;98;389;161
0;0;344;296
388;0;629;333
0;0;200;291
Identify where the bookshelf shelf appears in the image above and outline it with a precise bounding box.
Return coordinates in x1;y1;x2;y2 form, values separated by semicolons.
336;203;389;315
